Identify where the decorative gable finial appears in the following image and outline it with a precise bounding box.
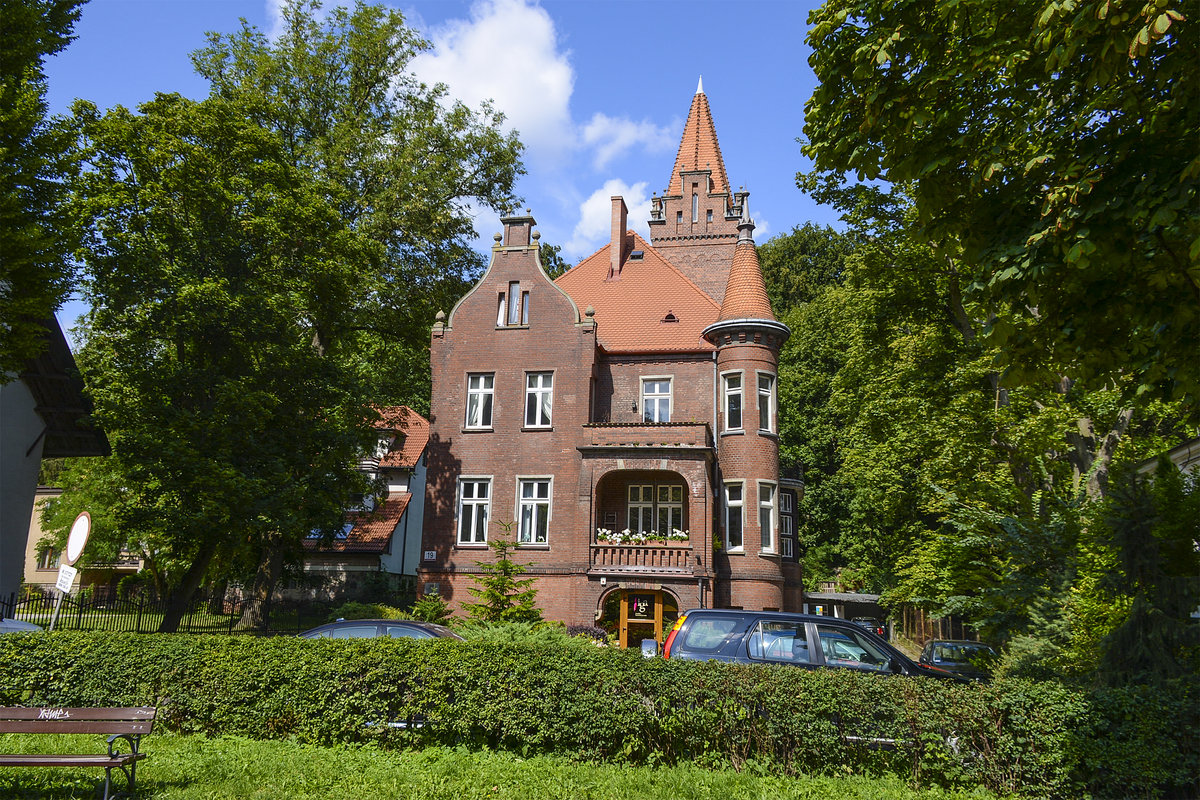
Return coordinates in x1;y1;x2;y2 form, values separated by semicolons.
696;75;704;95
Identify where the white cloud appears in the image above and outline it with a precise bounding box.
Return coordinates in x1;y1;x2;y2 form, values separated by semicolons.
581;113;673;170
564;179;652;259
409;0;575;168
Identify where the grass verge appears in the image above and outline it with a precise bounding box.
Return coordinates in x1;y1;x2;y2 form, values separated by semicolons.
0;733;1008;800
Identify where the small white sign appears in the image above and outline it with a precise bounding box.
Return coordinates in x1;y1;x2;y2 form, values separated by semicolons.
55;564;78;594
423;550;436;561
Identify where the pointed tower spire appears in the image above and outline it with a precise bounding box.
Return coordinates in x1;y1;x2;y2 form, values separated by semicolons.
696;74;704;94
666;85;729;197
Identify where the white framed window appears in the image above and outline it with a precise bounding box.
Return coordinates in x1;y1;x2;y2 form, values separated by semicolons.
525;371;553;427
781;537;794;558
518;478;551;544
457;478;491;545
498;281;529;326
656;485;684;535
780;491;794;514
723;372;743;431
465;373;494;429
725;482;744;551
780;513;794;537
628;485;654;532
759;482;776;552
757;373;776;432
642;378;671;423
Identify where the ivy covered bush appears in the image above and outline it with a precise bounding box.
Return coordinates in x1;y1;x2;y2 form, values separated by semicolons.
1;632;1194;799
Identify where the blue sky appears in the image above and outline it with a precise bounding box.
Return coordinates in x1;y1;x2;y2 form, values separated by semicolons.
47;0;836;335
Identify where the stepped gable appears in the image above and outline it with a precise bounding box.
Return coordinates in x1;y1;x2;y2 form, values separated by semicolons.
555;231;719;353
667;81;730;197
717;222;777;323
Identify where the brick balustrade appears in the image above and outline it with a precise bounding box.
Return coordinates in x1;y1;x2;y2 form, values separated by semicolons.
589;543;696;575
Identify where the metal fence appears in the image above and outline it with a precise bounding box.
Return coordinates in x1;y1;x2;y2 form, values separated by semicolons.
1;588;327;636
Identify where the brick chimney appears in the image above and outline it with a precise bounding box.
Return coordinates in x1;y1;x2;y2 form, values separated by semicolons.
608;196;628;279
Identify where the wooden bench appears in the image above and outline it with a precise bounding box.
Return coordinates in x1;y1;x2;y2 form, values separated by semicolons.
0;706;155;799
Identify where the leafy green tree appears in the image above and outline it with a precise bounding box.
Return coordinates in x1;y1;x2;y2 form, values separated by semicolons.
463;521;542;624
0;0;83;378
68;92;382;631
58;1;524;629
803;0;1198;406
759;222;851;314
1095;460;1200;685
191;0;523;413
539;241;571;279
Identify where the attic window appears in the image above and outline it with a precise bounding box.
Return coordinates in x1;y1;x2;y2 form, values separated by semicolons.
629;250;644;261
307;523;356;540
661;312;679;323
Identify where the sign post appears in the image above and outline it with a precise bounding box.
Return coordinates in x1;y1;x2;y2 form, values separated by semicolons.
49;512;90;632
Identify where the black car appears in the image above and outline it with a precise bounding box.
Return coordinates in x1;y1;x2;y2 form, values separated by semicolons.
662;609;959;679
851;616;886;638
299;619;462;640
918;639;997;680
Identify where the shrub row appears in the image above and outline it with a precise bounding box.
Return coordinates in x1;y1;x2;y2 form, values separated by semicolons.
1;632;1195;799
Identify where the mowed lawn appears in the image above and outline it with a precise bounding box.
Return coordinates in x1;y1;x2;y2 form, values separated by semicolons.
0;734;1008;800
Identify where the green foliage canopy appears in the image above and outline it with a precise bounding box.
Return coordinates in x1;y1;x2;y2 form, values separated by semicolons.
0;0;83;378
803;0;1199;406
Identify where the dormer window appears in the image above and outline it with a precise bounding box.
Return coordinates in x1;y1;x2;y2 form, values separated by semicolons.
629;250;644;260
497;281;529;326
661;312;678;323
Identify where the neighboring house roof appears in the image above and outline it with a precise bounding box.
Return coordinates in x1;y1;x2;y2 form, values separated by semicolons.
555;231;720;353
376;406;429;469
667;82;731;197
304;493;412;554
1138;436;1200;475
19;317;108;458
716;228;778;323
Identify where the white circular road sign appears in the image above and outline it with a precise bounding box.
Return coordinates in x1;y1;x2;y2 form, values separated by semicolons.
64;512;91;566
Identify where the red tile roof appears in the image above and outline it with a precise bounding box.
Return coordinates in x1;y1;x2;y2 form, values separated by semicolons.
667;88;730;197
303;493;412;554
555;232;720;353
376;406;429;469
717;236;777;322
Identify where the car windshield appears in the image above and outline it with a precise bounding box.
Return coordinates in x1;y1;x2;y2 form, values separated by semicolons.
933;643;994;663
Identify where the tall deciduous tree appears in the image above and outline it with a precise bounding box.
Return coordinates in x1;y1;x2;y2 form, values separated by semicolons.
0;0;83;378
62;1;523;630
803;0;1198;406
70;93;382;631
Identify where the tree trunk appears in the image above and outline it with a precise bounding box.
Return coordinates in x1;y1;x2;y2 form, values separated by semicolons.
157;546;217;632
1067;408;1134;501
206;579;228;615
236;540;284;632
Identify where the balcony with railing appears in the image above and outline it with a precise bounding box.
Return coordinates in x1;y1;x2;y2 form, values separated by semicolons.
589;542;697;576
581;421;712;452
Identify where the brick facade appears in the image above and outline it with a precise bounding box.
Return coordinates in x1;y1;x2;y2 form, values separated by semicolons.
418;87;800;638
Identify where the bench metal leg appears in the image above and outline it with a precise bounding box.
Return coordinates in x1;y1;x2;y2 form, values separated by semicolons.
103;760;137;800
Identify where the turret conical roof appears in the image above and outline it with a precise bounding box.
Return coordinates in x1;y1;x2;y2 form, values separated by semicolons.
716;222;777;323
667;83;730;197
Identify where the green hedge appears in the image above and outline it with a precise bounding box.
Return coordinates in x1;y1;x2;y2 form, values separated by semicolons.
1;632;1195;799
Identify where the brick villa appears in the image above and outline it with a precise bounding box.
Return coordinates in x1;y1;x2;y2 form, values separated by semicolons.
418;83;801;646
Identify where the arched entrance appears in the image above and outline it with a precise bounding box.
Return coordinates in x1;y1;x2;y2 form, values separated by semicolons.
600;588;680;649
